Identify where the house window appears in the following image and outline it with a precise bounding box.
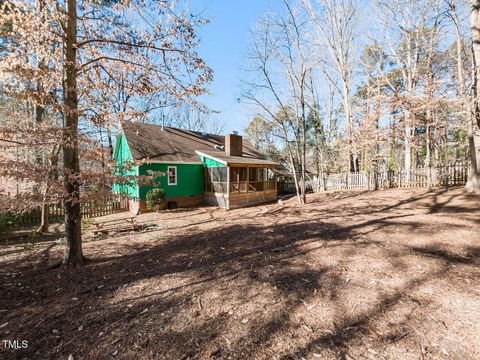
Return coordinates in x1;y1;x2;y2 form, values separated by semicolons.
168;166;177;185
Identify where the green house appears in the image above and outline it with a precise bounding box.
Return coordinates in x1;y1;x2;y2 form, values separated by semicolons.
113;121;279;212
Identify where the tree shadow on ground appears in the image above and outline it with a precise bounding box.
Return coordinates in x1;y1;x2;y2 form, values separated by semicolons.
281;240;480;360
1;189;479;359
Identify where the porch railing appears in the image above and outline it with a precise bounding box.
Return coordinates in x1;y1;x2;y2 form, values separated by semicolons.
206;180;276;195
230;180;276;194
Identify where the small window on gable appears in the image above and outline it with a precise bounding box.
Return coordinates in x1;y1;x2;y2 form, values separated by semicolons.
168;166;177;186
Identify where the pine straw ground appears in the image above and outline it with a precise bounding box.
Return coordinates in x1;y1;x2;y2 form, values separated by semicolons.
0;188;479;360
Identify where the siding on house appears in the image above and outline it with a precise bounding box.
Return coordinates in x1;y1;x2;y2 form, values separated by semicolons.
138;163;204;200
113;133;205;202
112;134;139;199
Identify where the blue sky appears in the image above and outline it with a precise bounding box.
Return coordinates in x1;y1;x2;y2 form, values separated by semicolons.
194;1;280;134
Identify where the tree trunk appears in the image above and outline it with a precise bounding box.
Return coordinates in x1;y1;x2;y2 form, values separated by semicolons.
36;99;50;233
426;124;432;190
37;198;49;233
37;145;60;234
468;0;480;193
62;0;83;266
292;128;305;205
299;166;306;204
36;1;48;233
108;129;114;158
288;154;302;205
404;113;412;183
342;81;354;173
301;92;307;204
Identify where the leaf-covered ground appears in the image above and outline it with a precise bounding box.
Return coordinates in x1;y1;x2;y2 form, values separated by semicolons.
1;188;479;360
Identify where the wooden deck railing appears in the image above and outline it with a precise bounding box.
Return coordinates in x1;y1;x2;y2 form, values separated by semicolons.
230;180;276;194
206;180;276;194
205;182;228;194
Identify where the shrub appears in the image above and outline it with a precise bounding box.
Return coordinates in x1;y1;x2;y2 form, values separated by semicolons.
145;188;167;211
0;212;20;234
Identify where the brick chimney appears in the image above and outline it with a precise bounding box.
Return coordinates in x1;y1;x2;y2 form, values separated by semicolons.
225;132;242;157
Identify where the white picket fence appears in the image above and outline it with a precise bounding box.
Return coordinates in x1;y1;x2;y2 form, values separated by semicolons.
314;162;468;192
281;162;469;194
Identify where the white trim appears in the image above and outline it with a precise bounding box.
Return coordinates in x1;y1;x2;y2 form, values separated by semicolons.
144;160;203;165
195;151;228;165
195;150;279;167
167;166;177;186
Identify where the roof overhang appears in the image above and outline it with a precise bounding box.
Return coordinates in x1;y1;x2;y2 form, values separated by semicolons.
196;150;279;167
142;159;203;165
195;151;227;165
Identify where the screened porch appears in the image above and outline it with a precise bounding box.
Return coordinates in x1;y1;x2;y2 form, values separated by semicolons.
203;165;277;209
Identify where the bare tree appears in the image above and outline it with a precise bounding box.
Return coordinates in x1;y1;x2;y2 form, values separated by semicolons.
243;1;313;204
0;0;212;266
370;0;450;183
237;0;474;191
468;0;480;192
168;106;224;134
303;0;360;172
